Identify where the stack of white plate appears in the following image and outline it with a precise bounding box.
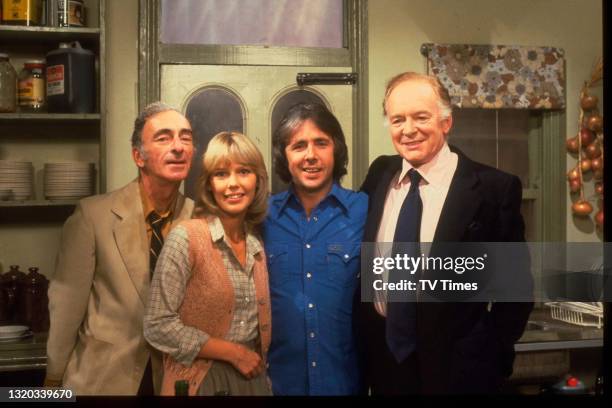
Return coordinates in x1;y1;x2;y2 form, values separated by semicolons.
0;325;32;342
0;160;34;201
44;162;96;201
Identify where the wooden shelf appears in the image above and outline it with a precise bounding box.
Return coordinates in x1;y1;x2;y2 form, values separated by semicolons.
0;200;77;222
0;113;100;122
0;25;99;43
0;200;78;208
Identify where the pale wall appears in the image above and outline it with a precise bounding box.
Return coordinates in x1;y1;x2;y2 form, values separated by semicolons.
4;0;599;276
106;0;604;243
106;0;139;190
368;0;603;242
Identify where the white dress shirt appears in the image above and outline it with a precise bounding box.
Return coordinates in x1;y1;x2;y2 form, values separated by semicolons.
374;143;458;316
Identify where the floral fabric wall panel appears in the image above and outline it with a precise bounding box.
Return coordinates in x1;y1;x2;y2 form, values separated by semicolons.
423;44;566;109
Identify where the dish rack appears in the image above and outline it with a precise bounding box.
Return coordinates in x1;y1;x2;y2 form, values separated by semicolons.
545;302;603;329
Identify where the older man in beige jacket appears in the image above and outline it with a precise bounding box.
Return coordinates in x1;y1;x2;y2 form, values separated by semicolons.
44;102;195;395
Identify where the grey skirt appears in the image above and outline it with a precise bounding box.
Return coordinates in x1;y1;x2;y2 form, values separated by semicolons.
197;339;272;396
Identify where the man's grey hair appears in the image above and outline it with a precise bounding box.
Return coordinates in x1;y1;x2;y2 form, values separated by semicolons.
382;71;453;128
131;102;182;155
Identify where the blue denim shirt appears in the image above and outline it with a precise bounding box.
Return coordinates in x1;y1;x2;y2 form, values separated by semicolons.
263;183;368;395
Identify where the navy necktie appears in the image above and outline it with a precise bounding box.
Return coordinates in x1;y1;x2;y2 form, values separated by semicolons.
386;168;422;363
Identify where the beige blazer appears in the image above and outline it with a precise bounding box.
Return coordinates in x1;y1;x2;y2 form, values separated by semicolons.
46;179;194;395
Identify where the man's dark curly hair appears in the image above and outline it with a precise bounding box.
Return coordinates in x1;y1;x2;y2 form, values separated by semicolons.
272;103;348;184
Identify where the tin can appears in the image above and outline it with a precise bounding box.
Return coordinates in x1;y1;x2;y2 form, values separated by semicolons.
1;0;42;26
57;0;85;27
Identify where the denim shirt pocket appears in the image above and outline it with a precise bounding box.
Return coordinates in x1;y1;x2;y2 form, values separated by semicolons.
266;243;292;286
326;242;361;288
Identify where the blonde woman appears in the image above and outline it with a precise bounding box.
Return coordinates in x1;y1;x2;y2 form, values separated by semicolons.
144;132;271;396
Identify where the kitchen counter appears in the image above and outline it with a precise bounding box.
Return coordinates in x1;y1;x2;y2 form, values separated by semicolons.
0;307;604;373
516;307;602;351
0;332;47;372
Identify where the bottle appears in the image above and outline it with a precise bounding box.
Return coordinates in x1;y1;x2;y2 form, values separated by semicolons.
0;53;17;113
17;267;49;332
1;265;27;323
18;60;46;112
174;380;189;396
595;371;603;395
0;272;9;323
1;0;42;26
46;42;95;113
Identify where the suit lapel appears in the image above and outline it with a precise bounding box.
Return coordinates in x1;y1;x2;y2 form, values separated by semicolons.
364;156;402;241
432;150;481;243
112;180;150;306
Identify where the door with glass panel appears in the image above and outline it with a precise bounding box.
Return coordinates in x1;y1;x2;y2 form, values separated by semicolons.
161;66;353;198
152;0;360;198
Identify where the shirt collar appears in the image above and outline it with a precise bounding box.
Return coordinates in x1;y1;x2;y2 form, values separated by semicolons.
207;215;263;255
139;178;175;221
272;182;349;215
396;142;455;190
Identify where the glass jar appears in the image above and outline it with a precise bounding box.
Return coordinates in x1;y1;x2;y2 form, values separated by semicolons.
1;0;42;26
0;53;17;113
18;59;46;112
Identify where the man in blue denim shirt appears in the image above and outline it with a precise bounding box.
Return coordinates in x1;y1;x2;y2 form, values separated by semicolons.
263;103;367;395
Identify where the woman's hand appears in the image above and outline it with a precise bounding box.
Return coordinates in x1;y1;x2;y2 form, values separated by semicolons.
198;337;265;379
230;344;265;379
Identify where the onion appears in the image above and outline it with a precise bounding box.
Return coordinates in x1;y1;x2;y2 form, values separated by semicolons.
587;115;603;133
591;157;603;171
585;142;602;159
593;169;604;180
580;159;592;173
595;182;603;195
566;137;580;153
580;94;598;110
567;167;580;181
595;210;604;227
572;200;593;217
580;128;595;146
569;179;581;193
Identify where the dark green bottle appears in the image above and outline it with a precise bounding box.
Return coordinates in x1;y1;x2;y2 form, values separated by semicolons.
175;380;189;396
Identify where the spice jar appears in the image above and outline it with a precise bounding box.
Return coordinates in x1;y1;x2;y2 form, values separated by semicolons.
58;0;85;27
0;53;17;113
17;267;49;332
1;265;27;324
18;59;46;112
1;0;42;26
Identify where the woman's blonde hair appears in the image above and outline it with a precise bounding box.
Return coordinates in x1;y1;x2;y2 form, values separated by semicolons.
193;132;269;230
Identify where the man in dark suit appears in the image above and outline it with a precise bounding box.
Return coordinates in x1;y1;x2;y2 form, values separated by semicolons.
359;72;533;395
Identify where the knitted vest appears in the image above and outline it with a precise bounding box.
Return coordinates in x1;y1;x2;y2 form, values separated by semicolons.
160;217;271;396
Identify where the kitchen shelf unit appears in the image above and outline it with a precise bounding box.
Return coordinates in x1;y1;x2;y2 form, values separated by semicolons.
0;0;106;220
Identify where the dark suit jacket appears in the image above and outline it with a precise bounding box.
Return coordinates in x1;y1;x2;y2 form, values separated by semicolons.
358;146;533;394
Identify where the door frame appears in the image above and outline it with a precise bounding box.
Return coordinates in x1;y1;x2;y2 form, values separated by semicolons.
138;0;369;187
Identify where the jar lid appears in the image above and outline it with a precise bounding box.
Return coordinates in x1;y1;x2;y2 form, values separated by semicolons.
24;59;46;66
